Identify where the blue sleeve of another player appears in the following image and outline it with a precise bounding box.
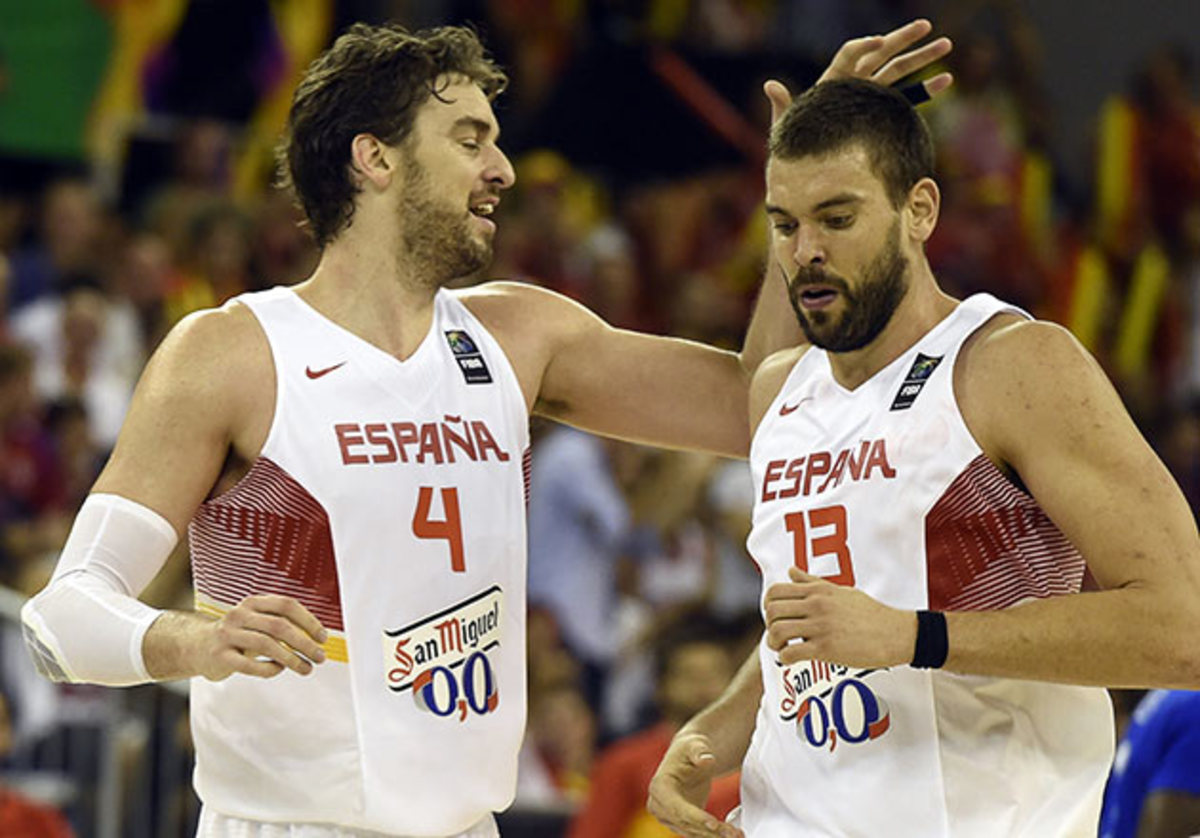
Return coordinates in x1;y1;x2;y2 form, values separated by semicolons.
1146;696;1200;795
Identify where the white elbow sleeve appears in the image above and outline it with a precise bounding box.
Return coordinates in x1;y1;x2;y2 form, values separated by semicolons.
20;493;178;685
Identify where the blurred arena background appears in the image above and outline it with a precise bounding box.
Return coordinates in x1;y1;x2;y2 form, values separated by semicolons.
0;1;1197;836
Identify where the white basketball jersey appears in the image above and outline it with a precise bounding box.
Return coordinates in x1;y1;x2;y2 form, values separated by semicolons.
741;294;1114;837
187;287;530;836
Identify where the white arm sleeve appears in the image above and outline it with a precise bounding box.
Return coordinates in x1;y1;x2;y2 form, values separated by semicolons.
20;493;179;685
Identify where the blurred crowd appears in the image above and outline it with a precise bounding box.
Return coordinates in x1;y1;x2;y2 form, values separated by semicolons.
0;0;1198;835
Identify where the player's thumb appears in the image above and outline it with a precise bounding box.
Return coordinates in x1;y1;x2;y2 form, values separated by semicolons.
684;737;717;770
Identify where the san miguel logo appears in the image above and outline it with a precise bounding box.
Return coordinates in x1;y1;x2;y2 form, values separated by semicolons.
383;587;503;722
778;659;891;752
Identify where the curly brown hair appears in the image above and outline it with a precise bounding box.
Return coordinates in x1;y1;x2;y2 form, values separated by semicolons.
277;24;507;248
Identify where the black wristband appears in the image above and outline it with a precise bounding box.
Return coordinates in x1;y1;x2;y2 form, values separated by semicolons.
898;81;932;106
911;610;948;669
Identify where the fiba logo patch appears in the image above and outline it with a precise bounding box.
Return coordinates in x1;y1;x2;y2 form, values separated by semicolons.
444;330;493;385
780;660;891;752
890;352;943;411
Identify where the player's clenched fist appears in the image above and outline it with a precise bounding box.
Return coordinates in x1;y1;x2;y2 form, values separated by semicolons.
191;594;329;681
765;567;917;669
648;733;744;838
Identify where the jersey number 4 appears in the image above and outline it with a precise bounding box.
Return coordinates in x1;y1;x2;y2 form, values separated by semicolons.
784;504;854;586
413;487;465;572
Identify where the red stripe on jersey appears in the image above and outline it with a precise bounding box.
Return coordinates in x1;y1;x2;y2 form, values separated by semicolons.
189;457;344;630
925;454;1084;612
522;446;532;508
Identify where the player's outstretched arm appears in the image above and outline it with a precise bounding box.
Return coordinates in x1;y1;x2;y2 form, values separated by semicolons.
464;22;955;457
21;306;327;685
648;649;762;838
763;320;1200;689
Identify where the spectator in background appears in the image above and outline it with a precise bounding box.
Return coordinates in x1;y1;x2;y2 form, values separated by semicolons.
703;460;763;620
249;190;319;292
1085;45;1200;411
138;119;234;254
1128;47;1200;260
43;397;103;513
9;274;142;448
0;690;74;838
569;611;740;838
161;201;254;326
515;680;596;812
112;231;177;350
0;343;68;588
7;179;107;311
528;424;632;712
571;223;652;331
1100;690;1200;838
924;21;1048;310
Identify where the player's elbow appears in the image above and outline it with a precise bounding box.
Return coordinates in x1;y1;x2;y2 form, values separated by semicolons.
21;585;81;683
20;574;162;687
1156;585;1200;687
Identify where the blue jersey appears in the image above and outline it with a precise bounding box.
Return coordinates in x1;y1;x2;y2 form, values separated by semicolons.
1100;690;1200;838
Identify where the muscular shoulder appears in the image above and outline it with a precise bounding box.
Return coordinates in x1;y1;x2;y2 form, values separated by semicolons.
456;280;595;339
142;302;273;432
456;281;604;407
956;315;1111;465
750;345;808;434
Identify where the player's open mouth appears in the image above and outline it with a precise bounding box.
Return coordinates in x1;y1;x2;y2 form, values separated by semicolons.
798;287;838;309
469;201;496;232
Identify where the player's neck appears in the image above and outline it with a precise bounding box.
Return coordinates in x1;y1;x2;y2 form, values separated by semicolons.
825;270;957;391
296;240;441;362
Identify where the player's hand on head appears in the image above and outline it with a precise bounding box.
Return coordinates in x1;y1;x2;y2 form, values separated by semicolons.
648;733;744;838
765;18;954;125
764;568;917;669
197;594;329;681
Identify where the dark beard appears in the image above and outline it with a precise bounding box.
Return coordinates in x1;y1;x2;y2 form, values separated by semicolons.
787;221;908;353
399;158;492;287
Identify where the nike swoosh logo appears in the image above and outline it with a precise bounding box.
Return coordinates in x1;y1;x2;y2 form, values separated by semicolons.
306;361;346;380
779;398;812;416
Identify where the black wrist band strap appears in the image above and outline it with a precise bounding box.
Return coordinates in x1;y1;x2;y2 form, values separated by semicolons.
899;81;932;106
911;610;948;669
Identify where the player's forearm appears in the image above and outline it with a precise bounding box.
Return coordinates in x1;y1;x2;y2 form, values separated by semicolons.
944;586;1200;689
142;610;216;681
675;649;763;774
738;262;803;377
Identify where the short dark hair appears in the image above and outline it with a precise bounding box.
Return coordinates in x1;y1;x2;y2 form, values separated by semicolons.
769;79;935;208
278;24;507;247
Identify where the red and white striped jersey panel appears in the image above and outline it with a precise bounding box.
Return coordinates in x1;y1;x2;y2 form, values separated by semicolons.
522;446;532;507
190;456;344;631
925;453;1085;612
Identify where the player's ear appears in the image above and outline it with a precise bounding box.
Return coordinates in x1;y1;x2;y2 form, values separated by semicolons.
904;177;940;244
350;133;395;190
